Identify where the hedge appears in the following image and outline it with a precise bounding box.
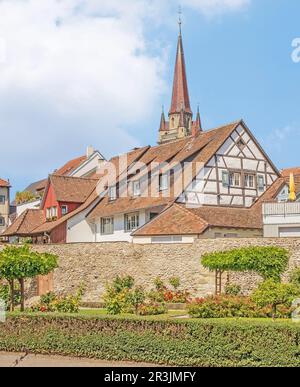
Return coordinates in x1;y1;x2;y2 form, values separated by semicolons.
1;314;300;367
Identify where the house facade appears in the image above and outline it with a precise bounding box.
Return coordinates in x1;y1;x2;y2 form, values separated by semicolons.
14;147;105;217
0;178;10;235
263;169;300;237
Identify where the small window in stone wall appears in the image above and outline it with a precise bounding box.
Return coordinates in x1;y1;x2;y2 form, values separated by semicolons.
0;217;5;226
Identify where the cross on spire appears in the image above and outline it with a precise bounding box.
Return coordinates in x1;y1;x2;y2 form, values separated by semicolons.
178;6;182;35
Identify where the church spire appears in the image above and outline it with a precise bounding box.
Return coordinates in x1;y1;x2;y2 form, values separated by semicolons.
159;106;167;132
169;16;192;115
195;105;202;131
158;13;202;145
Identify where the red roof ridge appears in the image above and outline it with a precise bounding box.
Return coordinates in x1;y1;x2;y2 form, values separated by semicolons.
0;178;10;187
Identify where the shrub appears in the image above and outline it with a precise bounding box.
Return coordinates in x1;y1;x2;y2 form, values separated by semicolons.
289;268;300;286
31;286;85;314
2;315;300;366
148;277;189;304
137;303;167;316
188;296;266;319
169;277;180;290
126;286;146;314
104;276;136;315
225;284;242;296
251;280;300;319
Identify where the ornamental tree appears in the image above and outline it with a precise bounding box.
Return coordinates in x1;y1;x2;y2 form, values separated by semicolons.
251;280;300;319
0;245;58;312
201;246;290;295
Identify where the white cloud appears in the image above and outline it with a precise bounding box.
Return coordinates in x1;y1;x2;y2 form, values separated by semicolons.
0;0;251;190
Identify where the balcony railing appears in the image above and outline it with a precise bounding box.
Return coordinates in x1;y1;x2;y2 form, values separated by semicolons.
263;202;300;217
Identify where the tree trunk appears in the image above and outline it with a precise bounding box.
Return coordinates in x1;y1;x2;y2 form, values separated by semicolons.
19;278;25;312
9;280;14;312
215;270;223;296
272;304;277;320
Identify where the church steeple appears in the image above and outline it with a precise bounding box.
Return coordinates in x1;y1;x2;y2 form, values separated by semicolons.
169;21;192;116
158;15;201;145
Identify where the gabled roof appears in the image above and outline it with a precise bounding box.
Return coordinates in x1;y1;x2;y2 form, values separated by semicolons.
53;155;87;176
16;154;89;206
132;202;262;237
132;204;208;236
31;188;101;235
281;167;300;178
0;178;10;188
43;175;98;205
24;178;48;194
87;120;245;220
2;209;44;237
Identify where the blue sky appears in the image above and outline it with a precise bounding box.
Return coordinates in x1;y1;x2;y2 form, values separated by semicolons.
0;0;300;197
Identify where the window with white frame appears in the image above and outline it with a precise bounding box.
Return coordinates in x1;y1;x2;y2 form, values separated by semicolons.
101;217;114;235
244;173;255;188
133;180;141;197
46;208;51;220
159;174;169;191
0;217;5;226
108;186;117;201
222;171;230;187
61;205;68;216
229;172;241;187
52;207;58;218
124;212;139;232
0;195;5;204
257;175;265;191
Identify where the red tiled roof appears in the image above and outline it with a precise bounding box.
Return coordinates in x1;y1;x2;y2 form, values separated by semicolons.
133;175;290;238
53;155;87;176
46;175;98;204
2;209;44;237
132;204;208;236
132;203;262;237
281;167;300;178
31;188;101;235
0;178;10;187
88;121;242;220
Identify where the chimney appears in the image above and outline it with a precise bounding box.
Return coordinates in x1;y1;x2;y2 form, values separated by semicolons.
86;146;94;159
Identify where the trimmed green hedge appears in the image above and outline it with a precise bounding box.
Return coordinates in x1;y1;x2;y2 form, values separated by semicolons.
1;314;300;367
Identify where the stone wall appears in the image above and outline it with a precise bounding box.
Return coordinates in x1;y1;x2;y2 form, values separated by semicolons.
1;238;300;301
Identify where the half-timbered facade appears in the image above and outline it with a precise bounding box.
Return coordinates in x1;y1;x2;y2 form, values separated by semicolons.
178;122;278;208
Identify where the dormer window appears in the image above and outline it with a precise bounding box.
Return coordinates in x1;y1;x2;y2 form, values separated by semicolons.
133;180;141;197
108;186;117;201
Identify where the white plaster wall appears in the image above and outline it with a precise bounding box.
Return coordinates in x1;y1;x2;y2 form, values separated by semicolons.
67;207;96;243
94;210;147;243
71;153;104;178
16;199;41;216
